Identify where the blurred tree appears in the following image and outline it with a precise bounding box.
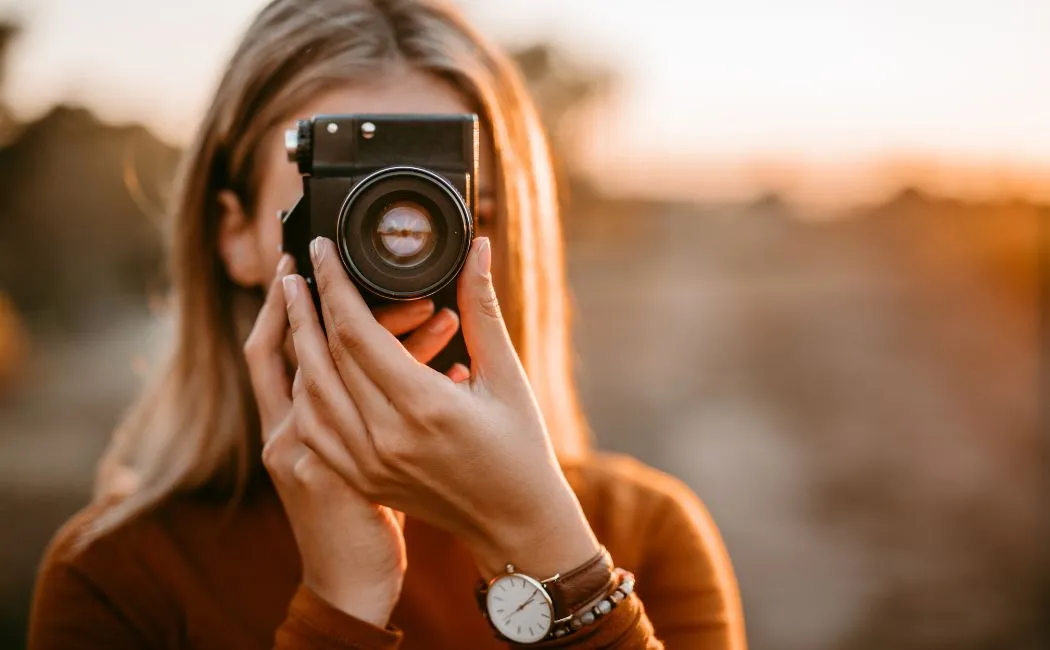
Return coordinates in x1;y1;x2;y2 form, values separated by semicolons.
0;18;180;333
0;106;179;330
0;291;26;393
509;43;617;205
0;21;17;142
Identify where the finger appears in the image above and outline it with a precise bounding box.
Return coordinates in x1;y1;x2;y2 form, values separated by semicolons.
383;507;406;532
446;362;470;384
291;374;366;491
261;415;305;483
309;240;404;415
244;255;295;431
456;237;524;389
373;300;435;337
283;273;369;449
310;237;433;406
401;308;460;365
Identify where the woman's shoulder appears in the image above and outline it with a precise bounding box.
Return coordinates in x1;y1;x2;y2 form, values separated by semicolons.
30;496;188;642
40;485;279;578
567;453;745;641
40;498;143;574
37;492;208;599
567;451;709;533
31;485;299;645
566;452;736;580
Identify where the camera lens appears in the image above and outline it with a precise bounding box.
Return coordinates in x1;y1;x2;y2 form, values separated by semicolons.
373;201;435;267
336;166;473;300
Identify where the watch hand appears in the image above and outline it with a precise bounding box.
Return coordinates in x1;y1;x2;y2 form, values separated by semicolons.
515;593;537;613
503;592;538;624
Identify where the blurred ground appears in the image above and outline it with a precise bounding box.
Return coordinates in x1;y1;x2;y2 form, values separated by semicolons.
569;196;1044;650
1;193;1044;650
0;26;1046;650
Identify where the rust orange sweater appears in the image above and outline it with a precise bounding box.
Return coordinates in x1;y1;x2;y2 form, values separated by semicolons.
29;453;745;649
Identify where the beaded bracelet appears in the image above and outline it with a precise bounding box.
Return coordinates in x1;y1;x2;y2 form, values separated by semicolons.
550;568;636;639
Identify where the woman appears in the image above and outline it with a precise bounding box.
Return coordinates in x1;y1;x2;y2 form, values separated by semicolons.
29;0;745;647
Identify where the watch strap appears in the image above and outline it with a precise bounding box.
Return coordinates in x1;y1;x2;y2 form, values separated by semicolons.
544;546;615;619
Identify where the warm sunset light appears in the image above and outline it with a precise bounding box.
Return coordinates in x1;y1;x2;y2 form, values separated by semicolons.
2;0;1048;206
1;3;1043;649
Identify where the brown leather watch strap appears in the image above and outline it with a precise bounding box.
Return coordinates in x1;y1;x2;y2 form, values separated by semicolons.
545;546;615;619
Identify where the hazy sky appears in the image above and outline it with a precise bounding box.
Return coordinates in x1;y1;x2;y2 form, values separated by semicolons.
1;0;1048;203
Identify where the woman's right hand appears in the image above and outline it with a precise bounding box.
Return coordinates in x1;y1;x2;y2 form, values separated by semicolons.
244;255;462;628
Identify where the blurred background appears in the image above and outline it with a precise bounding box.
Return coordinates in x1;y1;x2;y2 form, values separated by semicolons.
0;1;1046;648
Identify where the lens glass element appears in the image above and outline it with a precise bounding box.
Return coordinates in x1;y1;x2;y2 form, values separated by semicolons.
373;201;435;267
337;166;472;300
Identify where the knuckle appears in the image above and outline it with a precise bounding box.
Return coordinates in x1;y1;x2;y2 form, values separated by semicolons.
302;372;326;403
242;333;266;362
296;422;333;464
333;319;364;356
291;455;315;486
478;289;502;320
326;333;349;367
291;453;336;490
293;417;318;449
408;396;451;429
374;432;412;469
261;441;277;471
286;315;301;338
261;439;287;478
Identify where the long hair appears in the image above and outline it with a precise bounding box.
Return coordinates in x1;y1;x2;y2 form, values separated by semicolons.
87;0;589;541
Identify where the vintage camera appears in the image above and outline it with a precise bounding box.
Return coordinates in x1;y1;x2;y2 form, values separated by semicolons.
281;114;479;372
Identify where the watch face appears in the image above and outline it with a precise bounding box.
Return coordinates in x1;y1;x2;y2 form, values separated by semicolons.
485;573;554;643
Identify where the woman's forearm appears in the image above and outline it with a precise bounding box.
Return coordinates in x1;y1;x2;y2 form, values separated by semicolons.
465;474;601;581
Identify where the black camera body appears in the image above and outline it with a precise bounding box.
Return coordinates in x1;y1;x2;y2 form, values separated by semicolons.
281;113;479;372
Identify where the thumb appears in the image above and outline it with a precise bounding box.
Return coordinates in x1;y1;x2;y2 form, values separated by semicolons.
457;237;522;389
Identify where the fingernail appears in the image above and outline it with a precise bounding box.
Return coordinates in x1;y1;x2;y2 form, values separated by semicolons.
278;255;294;274
449;363;470;383
310;237;327;265
282;275;298;303
475;237;491;275
428;308;457;333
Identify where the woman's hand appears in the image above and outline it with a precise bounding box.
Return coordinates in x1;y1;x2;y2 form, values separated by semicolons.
282;237;600;581
244;255;463;626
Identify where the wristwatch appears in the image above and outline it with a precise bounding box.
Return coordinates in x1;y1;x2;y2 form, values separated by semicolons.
476;547;614;644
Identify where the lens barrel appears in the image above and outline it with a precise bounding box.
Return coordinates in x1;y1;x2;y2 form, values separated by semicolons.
336;166;472;300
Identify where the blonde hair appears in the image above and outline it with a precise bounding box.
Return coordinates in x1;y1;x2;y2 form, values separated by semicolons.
89;0;589;539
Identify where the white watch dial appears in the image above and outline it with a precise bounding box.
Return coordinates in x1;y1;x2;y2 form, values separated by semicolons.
486;573;554;643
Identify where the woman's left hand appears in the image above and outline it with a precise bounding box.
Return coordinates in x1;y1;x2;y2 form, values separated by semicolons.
282;235;600;579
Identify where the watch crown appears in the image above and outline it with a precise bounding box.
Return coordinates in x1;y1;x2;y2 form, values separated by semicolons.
505;563;515;573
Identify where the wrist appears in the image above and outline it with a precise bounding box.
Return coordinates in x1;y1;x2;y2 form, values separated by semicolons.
469;492;600;581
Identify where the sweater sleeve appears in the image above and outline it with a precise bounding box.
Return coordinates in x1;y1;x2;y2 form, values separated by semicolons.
275;585;403;650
